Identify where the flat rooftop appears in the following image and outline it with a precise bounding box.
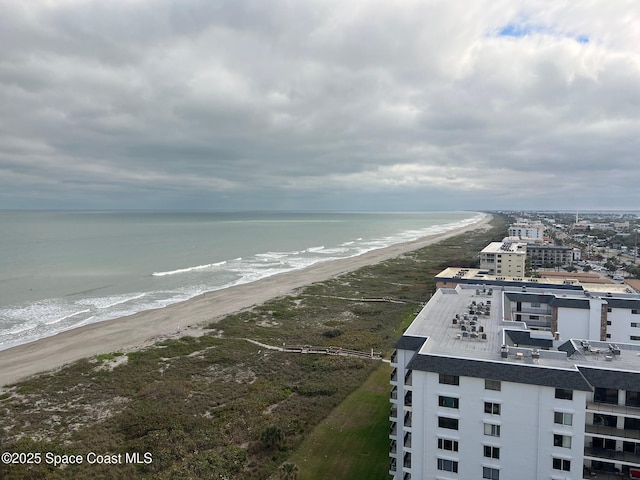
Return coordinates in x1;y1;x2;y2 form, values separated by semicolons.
481;241;527;254
403;284;640;374
437;267;632;294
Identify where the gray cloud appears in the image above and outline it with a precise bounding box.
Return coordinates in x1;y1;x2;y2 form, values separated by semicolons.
1;0;638;211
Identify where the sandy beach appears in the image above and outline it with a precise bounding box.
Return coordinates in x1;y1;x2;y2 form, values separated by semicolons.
0;214;491;386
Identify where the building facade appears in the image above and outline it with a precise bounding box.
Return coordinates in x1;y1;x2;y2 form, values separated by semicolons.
479;242;527;277
390;276;640;479
509;222;545;240
527;244;575;269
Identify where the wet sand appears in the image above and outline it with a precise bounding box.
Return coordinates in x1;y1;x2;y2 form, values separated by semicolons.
0;214;491;386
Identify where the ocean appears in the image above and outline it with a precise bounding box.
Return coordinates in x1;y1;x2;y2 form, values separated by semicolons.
0;210;483;350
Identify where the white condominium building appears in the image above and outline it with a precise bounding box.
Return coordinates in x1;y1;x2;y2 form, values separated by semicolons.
390;274;640;480
509;222;545;240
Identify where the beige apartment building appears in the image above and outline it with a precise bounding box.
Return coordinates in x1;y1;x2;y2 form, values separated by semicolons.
479;241;527;277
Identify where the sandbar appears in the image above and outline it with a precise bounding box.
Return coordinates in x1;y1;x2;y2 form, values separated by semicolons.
0;214;491;386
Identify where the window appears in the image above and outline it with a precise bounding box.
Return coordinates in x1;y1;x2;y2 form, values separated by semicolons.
439;396;459;409
439;374;459;385
594;387;618;405
437;458;458;473
626;390;640;408
631;336;640;341
484;445;500;459
483;466;500;479
632;322;640;328
554;434;572;448
555;388;573;400
404;411;412;427
607;320;612;326
405;370;413;385
484;402;501;415
485;379;501;391
554;412;573;426
633;309;639;314
484;423;500;437
438;417;459;430
552;458;571;471
607;307;613;313
404;391;412;407
438;438;459;452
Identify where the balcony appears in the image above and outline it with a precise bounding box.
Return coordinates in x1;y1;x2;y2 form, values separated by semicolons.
584;446;640;465
404;412;412;428
588;401;640;419
520;318;552;328
391;350;398;365
391;368;398;383
404;432;412;449
404;370;413;386
583;463;640;479
404;391;412;408
391;386;398;400
586;424;640;441
390;407;398;419
512;307;552;316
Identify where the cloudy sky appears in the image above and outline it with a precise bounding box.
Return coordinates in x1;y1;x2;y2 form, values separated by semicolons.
1;0;639;211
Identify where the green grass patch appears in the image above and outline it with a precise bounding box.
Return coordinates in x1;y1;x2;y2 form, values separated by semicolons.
96;352;123;362
289;363;392;480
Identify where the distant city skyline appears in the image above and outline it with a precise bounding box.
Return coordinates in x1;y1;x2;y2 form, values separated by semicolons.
1;1;638;211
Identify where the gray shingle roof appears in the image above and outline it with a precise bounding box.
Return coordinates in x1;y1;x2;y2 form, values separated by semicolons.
407;354;593;392
394;335;428;351
505;330;554;348
558;340;577;357
549;297;590;309
577;366;640;391
606;298;640;310
504;292;554;304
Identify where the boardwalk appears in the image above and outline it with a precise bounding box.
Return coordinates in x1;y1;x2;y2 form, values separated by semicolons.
242;338;383;360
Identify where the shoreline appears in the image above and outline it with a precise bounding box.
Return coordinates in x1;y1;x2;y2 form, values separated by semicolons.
0;214;491;386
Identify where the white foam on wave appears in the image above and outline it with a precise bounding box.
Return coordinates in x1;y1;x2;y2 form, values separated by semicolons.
256;251;300;260
45;308;91;325
77;293;147;310
152;261;227;277
5;324;36;335
311;246;349;255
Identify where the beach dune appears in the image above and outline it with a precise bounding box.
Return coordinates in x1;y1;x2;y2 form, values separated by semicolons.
0;215;491;386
